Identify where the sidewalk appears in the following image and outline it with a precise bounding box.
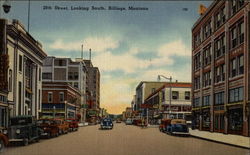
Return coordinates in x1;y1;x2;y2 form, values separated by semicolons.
189;129;250;149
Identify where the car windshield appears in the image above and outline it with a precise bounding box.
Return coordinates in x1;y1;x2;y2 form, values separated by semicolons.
10;117;32;126
37;120;50;125
102;119;112;123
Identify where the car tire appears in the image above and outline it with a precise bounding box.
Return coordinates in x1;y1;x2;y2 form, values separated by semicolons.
0;139;5;153
23;138;29;146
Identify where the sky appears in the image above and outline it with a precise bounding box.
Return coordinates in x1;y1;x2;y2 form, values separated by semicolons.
1;0;212;114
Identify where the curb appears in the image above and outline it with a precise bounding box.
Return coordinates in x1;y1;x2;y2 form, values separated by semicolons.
190;134;250;150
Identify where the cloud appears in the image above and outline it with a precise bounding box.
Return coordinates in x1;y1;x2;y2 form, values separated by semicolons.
49;36;119;52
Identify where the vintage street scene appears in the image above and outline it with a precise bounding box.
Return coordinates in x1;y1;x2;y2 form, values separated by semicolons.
0;0;249;155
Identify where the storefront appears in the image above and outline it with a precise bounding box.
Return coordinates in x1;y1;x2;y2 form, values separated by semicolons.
227;105;243;135
202;108;210;131
214;105;225;133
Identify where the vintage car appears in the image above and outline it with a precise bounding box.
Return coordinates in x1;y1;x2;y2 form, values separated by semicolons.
52;119;69;134
159;119;172;132
100;118;113;130
0;133;8;152
116;119;121;123
166;119;189;136
37;119;59;138
65;118;79;131
125;118;133;125
7;115;41;146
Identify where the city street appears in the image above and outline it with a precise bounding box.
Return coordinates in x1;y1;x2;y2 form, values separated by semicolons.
3;123;249;155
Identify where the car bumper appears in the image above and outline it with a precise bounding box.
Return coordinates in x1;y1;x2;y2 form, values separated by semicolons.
41;133;48;136
171;132;190;135
9;139;24;142
101;126;113;129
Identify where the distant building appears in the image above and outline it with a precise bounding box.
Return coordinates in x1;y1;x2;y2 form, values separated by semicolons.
42;57;87;121
135;81;166;117
192;1;249;136
144;82;192;124
0;19;47;128
42;82;81;119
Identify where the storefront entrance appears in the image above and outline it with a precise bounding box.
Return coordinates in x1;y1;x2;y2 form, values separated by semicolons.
228;106;243;135
202;108;210;131
214;112;224;133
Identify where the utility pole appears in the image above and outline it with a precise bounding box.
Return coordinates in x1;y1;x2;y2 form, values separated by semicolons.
81;44;83;59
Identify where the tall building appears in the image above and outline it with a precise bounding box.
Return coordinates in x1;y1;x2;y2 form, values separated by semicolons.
0;19;47;127
83;60;100;111
191;0;249;136
42;57;87;121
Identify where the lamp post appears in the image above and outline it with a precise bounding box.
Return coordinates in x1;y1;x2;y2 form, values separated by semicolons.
158;75;172;119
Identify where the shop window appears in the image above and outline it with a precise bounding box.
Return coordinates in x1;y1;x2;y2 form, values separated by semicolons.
202;111;210;128
228;108;243;131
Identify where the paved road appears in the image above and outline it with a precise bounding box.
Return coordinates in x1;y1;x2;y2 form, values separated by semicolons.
3;123;249;155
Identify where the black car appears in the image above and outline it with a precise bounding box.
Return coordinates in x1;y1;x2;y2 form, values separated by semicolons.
100;118;113;130
7;115;41;146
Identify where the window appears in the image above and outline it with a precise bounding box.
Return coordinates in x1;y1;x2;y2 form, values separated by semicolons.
19;55;22;72
231;58;237;77
74;82;79;88
231;0;245;16
39;68;41;81
194;76;200;90
202;95;210;106
230;20;244;49
48;92;53;103
214;64;225;83
74;72;79;80
8;69;12;92
215;6;226;29
161;90;165;101
214;34;225;59
194;31;201;49
229;87;243;103
203;20;212;40
193;98;200;108
172;91;179;100
239;22;244;44
194;52;201;70
42;73;52;80
231;27;237;48
238;55;244;75
59;92;64;103
68;72;73;80
214;92;224;105
203;45;211;66
185;91;190;100
203;71;211;87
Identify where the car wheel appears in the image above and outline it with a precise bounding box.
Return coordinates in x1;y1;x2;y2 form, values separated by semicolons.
0;139;5;153
23;138;29;146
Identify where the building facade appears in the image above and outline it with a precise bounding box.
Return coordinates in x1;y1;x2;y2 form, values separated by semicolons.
144;82;192;124
192;0;249;136
42;57;87;121
0;19;47;128
42;82;81;120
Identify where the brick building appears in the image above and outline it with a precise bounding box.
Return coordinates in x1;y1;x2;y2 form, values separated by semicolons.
42;82;81;119
192;0;249;136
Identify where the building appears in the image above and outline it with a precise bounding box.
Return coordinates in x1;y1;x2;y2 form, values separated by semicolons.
135;81;166;117
42;82;81;119
42;57;87;121
125;107;132;119
0;19;47;127
144;82;192;124
192;0;249;136
83;60;100;122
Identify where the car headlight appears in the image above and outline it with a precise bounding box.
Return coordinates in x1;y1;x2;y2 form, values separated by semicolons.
16;129;21;134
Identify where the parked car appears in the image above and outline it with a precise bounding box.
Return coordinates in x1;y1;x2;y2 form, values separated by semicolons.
66;118;79;131
159;119;172;132
7;115;41;146
37;119;59;138
52;119;69;134
166;119;189;136
0;133;8;152
125;118;133;125
116;119;121;123
100;118;113;130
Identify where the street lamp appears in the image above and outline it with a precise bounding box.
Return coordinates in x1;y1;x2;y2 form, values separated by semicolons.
158;75;172;119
